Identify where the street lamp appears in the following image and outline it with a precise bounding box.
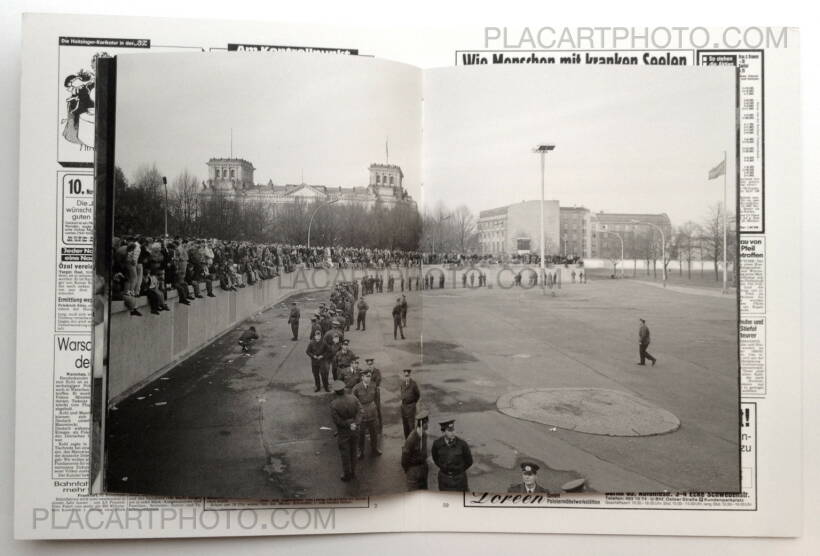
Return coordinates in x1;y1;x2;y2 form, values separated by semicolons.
306;198;340;249
533;144;555;295
433;212;452;259
162;176;168;247
630;219;666;287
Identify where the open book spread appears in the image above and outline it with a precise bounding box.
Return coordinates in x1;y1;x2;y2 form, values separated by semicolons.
14;14;801;540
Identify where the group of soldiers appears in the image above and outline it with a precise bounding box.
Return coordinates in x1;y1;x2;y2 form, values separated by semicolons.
329;369;476;491
290;275;573;493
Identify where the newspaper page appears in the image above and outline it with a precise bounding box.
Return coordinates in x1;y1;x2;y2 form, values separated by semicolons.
15;14;801;539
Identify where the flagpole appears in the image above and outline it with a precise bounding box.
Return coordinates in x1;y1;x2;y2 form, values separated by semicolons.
722;150;728;294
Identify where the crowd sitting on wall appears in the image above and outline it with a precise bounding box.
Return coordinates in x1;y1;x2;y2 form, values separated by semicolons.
110;236;422;316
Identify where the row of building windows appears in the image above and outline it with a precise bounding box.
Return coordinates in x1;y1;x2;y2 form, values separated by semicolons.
479;219;505;230
481;231;504;242
215;167;236;179
375;174;395;185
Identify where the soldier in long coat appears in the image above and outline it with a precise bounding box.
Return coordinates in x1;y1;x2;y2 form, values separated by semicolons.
401;408;429;490
400;368;421;438
352;369;382;458
431;419;473;491
329;380;362;482
287;302;300;341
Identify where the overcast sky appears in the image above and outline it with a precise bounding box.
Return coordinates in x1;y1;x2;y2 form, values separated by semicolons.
423;65;737;226
115;52;422;199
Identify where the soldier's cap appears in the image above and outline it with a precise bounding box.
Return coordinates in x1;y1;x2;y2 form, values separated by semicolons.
342;339;350;345
331;380;346;392
415;408;429;422
365;358;374;363
362;368;372;375
561;478;586;492
291;301;296;305
402;368;412;374
520;462;540;475
439;419;455;431
351;355;359;361
310;317;317;321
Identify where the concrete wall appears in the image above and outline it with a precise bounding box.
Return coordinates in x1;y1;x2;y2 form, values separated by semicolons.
107;266;421;402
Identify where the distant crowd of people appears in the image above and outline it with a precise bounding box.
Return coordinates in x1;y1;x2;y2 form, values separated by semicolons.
422;252;584;267
109;236;421;316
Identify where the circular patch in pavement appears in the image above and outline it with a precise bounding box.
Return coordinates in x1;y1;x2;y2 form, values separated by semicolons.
497;388;680;436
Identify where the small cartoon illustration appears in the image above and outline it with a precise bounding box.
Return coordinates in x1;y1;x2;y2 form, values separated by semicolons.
61;52;109;151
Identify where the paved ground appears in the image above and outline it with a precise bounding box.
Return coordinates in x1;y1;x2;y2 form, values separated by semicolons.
106;277;740;499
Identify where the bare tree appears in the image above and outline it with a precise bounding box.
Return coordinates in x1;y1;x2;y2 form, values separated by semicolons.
452;205;477;252
676;221;702;280
172;169;200;237
702;203;724;282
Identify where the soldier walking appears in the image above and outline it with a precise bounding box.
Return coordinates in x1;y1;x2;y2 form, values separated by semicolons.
637;318;657;366
329;380;362;482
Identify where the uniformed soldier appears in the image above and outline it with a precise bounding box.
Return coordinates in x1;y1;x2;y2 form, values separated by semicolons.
329;380;362;482
287;302;300;341
401;408;429;490
439;274;445;289
340;356;361;392
352;369;382;457
306;330;330;392
638;318;657;366
392;298;405;340
334;339;356;378
400;294;408;328
324;325;343;380
431;418;473;491
344;297;353;331
508;462;549;493
356;297;369;331
364;357;383;434
309;313;322;339
400;368;420;438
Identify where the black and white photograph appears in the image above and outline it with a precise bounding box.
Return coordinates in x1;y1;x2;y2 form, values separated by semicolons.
420;65;740;495
97;53;740;500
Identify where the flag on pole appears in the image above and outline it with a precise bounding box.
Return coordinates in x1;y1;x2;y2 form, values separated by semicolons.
708;159;726;180
385;137;389;163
